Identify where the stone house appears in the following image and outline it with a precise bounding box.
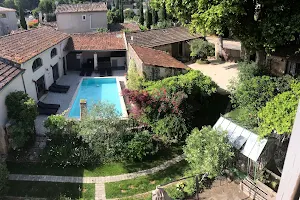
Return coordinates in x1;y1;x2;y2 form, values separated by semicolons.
0;7;18;36
127;43;189;80
126;27;202;62
56;2;108;33
267;45;300;76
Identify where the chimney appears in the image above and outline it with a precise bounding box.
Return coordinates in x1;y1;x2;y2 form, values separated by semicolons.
80;99;87;119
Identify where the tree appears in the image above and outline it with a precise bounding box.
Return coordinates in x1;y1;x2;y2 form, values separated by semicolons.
152;9;158;25
115;0;119;10
189;39;215;61
120;0;124;23
127;59;145;90
158;1;166;22
38;0;54;14
124;8;135;19
145;6;152;29
138;0;144;25
3;0;16;9
165;0;300;67
184;126;234;177
5;91;37;149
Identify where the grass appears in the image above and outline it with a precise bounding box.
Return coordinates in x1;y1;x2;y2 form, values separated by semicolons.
7;146;182;177
7;181;94;199
105;160;189;199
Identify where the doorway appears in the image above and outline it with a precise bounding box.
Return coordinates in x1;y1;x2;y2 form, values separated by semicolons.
36;75;46;100
52;63;59;82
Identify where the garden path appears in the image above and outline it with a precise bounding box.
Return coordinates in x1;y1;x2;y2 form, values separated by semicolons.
9;155;184;200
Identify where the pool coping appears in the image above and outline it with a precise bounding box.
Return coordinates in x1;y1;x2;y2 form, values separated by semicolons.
66;76;128;120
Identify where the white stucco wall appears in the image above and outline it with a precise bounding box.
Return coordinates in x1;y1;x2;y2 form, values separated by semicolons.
21;38;70;101
57;11;107;33
0;11;18;36
0;75;25;126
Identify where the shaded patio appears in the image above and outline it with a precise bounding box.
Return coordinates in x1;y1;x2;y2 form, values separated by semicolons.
35;70;126;135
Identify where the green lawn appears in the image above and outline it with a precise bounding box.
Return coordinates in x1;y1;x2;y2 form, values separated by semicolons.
105;160;188;199
7;181;94;199
7;146;182;177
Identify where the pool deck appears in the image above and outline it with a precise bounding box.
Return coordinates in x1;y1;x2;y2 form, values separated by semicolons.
35;70;126;135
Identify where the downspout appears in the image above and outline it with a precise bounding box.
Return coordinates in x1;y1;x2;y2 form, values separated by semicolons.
20;64;27;93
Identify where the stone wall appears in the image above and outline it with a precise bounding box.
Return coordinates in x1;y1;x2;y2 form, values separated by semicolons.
267;56;287;76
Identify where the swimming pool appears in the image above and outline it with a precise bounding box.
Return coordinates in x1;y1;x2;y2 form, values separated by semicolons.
68;77;126;118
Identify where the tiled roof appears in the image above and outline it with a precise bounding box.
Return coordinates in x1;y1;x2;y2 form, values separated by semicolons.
131;44;188;69
0;7;16;12
0;61;23;90
0;26;70;64
56;2;107;14
126;27;202;48
67;32;126;51
109;23;140;32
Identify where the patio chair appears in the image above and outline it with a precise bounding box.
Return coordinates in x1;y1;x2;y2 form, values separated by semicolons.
86;69;93;76
99;68;106;77
107;68;113;76
38;101;60;110
38;107;58;116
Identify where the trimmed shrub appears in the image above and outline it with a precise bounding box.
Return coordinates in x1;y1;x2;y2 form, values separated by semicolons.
127;59;145;90
0;162;8;196
189;39;215;60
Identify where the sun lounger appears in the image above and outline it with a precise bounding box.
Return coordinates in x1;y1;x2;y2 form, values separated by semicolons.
49;86;69;93
38;101;60;110
38;107;58;116
52;82;70;90
107;68;113;76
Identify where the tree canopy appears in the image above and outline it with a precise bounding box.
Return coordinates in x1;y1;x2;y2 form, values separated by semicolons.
164;0;300;64
184;126;234;177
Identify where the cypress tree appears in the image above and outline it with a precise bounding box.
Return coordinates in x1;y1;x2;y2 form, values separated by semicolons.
145;7;152;29
159;2;167;22
116;0;120;10
120;0;124;22
139;0;144;25
152;9;158;25
19;6;27;30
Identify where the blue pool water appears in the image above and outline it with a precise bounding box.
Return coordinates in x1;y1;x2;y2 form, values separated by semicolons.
68;78;123;118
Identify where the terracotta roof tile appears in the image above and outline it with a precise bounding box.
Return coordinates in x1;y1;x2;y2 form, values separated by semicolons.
131;44;188;69
68;32;126;51
0;61;23;90
0;26;70;64
127;27;202;48
0;6;16;12
56;2;107;14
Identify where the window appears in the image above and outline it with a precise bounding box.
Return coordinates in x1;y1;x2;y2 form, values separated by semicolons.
51;48;57;58
82;15;86;21
32;58;43;72
0;13;6;18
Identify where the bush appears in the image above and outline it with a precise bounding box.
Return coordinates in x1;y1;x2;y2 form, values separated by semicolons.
126;130;158;161
108;8;121;24
5;91;37;149
152;115;188;143
237;62;263;82
0;162;8;196
127;59;145;90
124;8;135;19
145;70;217;98
258;89;299;137
184;126;234;178
97;27;109;33
189;39;215;60
152;20;173;29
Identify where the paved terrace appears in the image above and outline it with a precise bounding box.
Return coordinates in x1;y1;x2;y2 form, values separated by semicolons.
35;70;126;135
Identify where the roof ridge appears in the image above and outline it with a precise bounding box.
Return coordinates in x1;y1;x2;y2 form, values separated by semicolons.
128;26;183;34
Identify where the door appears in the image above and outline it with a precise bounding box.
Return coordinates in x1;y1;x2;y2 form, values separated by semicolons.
52;63;59;81
63;57;67;75
36;75;46;100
